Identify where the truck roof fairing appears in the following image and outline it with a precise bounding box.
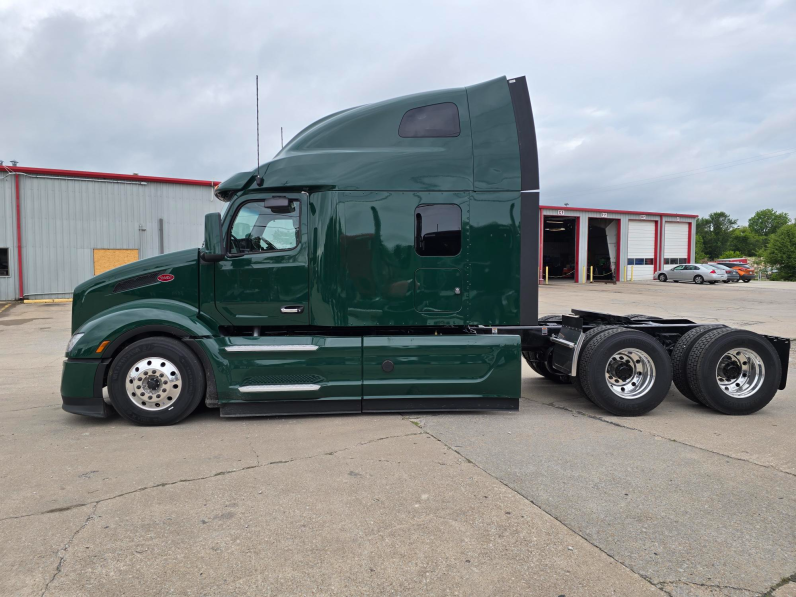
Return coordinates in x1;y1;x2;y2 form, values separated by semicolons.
215;76;539;197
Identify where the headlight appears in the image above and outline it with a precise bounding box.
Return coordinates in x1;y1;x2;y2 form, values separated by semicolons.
66;333;85;354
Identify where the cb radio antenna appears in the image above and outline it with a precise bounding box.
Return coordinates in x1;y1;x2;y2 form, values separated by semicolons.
255;75;263;186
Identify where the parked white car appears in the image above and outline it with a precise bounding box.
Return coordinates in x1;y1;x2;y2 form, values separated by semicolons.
654;264;728;285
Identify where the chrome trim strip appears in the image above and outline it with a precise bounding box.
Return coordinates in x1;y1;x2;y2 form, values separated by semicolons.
224;345;319;353
239;384;321;393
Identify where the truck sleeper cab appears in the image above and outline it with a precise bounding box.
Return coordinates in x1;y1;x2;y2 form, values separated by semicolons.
61;76;789;425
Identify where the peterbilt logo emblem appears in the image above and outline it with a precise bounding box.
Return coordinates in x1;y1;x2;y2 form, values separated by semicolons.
157;274;175;282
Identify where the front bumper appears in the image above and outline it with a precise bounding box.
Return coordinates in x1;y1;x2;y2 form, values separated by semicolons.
61;358;112;418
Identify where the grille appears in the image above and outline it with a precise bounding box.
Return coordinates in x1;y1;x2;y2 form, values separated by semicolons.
241;375;325;386
112;272;164;294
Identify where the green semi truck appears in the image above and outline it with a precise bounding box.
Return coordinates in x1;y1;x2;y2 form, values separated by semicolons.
61;76;790;425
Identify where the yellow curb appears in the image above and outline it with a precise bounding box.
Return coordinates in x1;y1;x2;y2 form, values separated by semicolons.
23;298;73;304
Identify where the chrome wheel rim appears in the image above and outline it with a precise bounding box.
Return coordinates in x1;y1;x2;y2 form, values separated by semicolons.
605;349;656;399
126;357;182;411
716;348;764;398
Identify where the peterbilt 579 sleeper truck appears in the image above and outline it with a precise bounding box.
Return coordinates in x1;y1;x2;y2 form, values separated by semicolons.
61;76;790;426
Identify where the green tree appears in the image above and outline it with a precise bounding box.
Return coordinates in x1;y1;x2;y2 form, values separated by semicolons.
727;226;764;256
748;209;790;238
696;211;738;260
719;250;743;259
695;234;707;262
764;224;796;281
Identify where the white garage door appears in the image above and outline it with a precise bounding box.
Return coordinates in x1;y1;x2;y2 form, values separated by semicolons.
627;220;656;280
664;222;689;269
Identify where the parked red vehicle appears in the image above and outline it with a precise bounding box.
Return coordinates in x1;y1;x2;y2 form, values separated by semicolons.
717;262;755;282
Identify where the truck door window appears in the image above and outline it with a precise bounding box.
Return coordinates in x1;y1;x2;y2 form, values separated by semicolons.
229;200;299;254
415;204;461;257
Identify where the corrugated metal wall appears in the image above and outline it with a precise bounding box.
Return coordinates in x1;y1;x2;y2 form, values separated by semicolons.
12;174;221;300
540;208;697;283
0;175;18;301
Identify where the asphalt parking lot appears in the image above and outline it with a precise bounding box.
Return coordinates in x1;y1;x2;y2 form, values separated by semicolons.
1;280;794;597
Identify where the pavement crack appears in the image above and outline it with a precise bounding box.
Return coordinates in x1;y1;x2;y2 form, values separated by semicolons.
5;404;60;413
535;399;796;478
325;431;423;457
41;502;97;597
762;572;796;597
540;400;644;430
658;580;758;594
0;430;423;523
246;436;261;466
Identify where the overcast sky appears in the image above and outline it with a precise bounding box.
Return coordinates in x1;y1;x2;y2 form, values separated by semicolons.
1;0;794;222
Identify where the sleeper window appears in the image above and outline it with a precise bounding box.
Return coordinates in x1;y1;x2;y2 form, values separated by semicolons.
399;103;460;138
415;204;461;257
229;201;299;254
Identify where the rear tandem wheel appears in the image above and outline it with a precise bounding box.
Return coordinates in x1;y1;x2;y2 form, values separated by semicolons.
577;328;672;416
686;328;781;415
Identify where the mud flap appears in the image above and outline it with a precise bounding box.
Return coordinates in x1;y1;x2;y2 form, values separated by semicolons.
763;335;790;390
551;315;584;376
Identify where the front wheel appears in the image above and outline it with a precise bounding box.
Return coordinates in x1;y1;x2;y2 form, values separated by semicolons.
108;337;206;426
743;279;750;283
694;275;704;284
658;273;668;282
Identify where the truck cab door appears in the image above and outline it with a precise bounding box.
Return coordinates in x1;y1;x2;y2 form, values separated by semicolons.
214;193;309;326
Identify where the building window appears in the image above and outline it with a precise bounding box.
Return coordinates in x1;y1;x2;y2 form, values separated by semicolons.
0;248;9;277
664;257;689;265
415;204;462;257
399;103;460;138
229;200;300;254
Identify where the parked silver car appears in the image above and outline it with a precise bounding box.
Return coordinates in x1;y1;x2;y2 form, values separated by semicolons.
655;264;728;284
709;263;741;283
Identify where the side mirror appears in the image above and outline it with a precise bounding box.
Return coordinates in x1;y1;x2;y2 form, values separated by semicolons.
201;212;225;262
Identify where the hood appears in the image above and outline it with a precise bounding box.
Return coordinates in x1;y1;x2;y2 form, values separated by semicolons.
71;249;200;333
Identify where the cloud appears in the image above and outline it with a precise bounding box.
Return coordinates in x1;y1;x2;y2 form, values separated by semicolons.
1;0;794;222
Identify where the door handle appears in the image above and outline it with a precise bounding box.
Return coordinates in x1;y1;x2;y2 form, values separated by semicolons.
281;305;305;314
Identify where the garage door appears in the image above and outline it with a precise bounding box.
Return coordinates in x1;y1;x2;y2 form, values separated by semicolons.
663;222;689;269
627;220;656;280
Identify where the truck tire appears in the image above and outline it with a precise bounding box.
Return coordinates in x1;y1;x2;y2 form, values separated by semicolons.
108;337;206;426
671;325;723;404
522;351;571;384
579;329;672;416
686;328;781;415
539;314;562;323
572;326;626;402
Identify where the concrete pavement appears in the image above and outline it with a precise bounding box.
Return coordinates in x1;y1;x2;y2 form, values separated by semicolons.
1;302;660;596
1;279;795;596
